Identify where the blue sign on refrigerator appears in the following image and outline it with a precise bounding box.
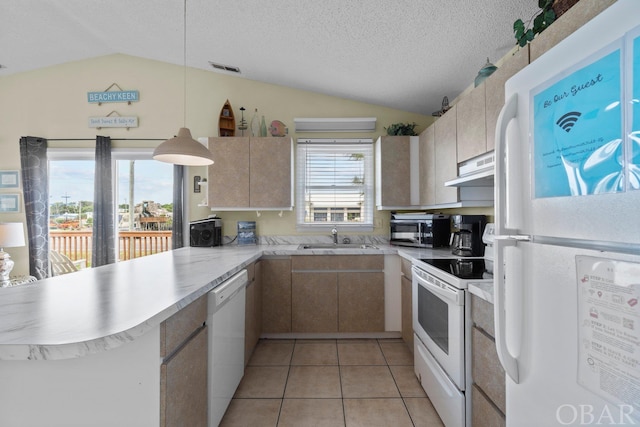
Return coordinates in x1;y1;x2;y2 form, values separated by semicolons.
532;48;622;198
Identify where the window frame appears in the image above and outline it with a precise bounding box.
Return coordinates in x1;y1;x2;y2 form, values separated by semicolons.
47;147;186;257
296;138;374;232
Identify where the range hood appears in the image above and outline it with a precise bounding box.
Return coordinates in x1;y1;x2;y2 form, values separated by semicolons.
445;151;495;187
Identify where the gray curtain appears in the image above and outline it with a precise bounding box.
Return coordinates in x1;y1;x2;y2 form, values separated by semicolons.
92;136;116;267
19;136;50;279
172;165;184;249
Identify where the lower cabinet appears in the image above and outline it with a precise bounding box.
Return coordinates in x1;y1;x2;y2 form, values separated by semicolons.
261;258;293;333
338;271;384;332
400;258;413;351
262;255;385;334
160;296;208;427
245;261;262;364
471;294;506;427
292;271;338;332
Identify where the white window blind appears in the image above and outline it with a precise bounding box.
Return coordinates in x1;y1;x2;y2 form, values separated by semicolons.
296;139;373;230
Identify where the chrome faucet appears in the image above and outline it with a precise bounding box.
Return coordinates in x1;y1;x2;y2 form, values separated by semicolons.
331;226;338;244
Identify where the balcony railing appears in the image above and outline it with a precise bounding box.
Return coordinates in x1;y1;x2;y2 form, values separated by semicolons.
50;230;173;266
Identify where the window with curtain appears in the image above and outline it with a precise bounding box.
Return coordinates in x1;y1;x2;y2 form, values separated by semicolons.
48;148;175;266
296;139;374;230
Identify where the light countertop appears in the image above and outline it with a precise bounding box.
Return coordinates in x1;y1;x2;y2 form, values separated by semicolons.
468;282;495;304
0;243;470;361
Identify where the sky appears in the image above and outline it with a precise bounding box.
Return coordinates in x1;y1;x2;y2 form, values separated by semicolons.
49;160;174;209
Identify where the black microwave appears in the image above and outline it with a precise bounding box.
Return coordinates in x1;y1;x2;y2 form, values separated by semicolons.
190;218;222;247
390;213;450;248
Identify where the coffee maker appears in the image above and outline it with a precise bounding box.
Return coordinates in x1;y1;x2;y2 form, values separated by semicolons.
450;214;487;257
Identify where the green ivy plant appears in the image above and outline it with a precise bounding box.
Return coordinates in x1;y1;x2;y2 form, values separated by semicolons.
385;122;418;136
514;0;556;47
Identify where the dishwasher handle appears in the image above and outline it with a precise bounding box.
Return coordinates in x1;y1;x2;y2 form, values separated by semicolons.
210;269;248;311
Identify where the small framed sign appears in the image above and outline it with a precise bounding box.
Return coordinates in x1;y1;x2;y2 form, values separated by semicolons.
237;221;257;245
0;170;20;189
0;194;20;213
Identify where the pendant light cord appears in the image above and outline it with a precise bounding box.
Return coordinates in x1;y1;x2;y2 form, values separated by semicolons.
183;0;187;128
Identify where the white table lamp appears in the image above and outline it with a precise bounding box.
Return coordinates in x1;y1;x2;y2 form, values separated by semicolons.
0;222;26;287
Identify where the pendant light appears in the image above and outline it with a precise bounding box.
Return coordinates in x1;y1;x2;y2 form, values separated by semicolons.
153;0;214;166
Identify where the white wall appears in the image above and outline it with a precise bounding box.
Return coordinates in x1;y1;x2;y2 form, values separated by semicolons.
0;54;434;274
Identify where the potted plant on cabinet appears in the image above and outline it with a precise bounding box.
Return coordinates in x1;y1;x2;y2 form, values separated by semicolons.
514;0;580;47
385;122;418;136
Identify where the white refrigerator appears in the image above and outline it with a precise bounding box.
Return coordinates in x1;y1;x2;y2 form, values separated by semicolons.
494;1;640;426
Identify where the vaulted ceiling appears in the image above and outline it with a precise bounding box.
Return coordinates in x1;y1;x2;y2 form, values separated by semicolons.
1;0;539;115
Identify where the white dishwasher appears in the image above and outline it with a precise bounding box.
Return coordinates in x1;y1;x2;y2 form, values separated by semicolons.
207;269;247;427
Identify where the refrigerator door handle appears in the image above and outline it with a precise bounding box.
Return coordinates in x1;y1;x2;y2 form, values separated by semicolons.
495;92;518;236
494;236;520;383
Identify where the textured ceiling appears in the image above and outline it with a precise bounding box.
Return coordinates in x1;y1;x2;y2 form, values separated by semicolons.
1;0;539;115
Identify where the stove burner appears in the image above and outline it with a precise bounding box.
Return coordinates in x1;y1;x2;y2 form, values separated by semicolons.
419;258;487;280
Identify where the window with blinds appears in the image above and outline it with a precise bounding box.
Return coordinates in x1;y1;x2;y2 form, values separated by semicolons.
296;139;374;230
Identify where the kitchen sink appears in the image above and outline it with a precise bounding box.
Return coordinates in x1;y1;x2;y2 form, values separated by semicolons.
297;243;379;250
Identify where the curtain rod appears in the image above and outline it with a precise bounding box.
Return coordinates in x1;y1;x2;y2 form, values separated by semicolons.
47;138;166;141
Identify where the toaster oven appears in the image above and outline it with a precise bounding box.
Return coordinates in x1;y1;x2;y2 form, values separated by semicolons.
190;217;222;247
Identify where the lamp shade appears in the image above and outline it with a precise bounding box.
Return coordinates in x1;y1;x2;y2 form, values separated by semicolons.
0;222;25;248
153;127;214;166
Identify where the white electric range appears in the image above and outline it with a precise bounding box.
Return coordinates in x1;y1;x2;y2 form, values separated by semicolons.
412;254;493;427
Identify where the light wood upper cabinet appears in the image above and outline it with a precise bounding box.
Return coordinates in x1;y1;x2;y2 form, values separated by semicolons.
208;137;293;209
485;46;529;152
208;137;250;208
419;126;436;206
529;0;616;63
249;137;292;208
375;136;420;209
456;83;487;163
434;106;459;205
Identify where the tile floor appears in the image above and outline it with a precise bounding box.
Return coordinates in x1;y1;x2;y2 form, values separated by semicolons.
220;338;444;427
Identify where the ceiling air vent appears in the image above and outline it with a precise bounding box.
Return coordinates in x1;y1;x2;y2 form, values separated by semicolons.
208;61;241;74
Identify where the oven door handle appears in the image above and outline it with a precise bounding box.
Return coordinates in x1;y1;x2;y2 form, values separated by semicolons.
412;268;463;305
392;232;420;239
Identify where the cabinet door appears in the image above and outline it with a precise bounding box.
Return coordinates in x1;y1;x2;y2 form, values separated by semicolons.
245;265;257;365
254;261;262;343
261;258;292;333
472;327;506;415
485;46;529;152
456;84;487;162
472;384;506;427
160;326;208;427
208;137;250;208
400;258;413;351
338;272;384;332
419;125;436;206
471;294;496;337
376;136;411;207
249;137;292;208
160;295;207;357
291;272;338;332
434;106;459;205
